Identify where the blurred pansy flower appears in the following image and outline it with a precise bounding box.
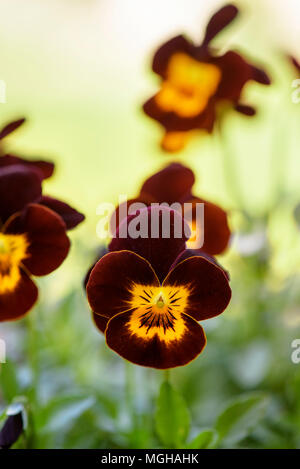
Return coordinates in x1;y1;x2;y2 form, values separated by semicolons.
112;163;231;256
0;118;84;229
0;403;26;449
289;56;300;73
143;4;271;151
87;206;231;369
0;202;70;321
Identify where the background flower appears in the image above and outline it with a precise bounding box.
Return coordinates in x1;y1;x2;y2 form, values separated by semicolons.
143;4;271;151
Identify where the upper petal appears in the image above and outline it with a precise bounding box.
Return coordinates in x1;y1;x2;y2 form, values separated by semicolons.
87;250;160;319
163;255;231;321
140;163;195;204
0;118;26;140
5;203;70;276
39;196;85;230
202;4;239;46
0;154;55;180
0;165;42;223
109;206;190;282
152;35;195;78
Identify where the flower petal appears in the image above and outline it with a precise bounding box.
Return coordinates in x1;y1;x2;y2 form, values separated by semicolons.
202;4;239;46
215;51;253;101
140;163;195;204
39;196;85;230
87;250;159;319
109;206;190;282
251;66;271;85
110;195;155;235
234;104;256;116
163;255;231;321
0;154;54;180
185;196;231;255
152;35;194;78
170;249;230;281
93;312;109;334
0;165;42;223
5;204;70;276
105;308;206;369
0;269;38;322
0;118;25;140
143;96;215;133
84;247;108;288
0;411;24;448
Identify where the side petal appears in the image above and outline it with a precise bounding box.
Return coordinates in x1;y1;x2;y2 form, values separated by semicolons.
215;51;253;101
0;165;42;223
109;206;190;282
170;249;230;281
0;154;55;180
105;309;206;369
84;247;108;289
251;66;271;85
163;255;231;321
140;163;195;204
39;196;85;230
202;4;239;46
185;196;231;255
86;250;159;319
0;269;38;322
5;204;70;276
234;104;256;116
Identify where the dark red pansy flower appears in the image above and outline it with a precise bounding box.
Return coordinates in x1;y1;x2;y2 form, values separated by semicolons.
87;206;231;369
111;163;230;256
143;4;271;151
0;119;85;230
0;410;24;449
0;203;70;321
0;165;84;230
0;118;54;180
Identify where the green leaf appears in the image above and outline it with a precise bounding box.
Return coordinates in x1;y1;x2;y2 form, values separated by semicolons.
155;381;190;448
185;429;218;449
215;392;269;447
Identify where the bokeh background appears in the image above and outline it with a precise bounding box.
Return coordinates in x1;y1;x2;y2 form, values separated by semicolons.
0;0;300;449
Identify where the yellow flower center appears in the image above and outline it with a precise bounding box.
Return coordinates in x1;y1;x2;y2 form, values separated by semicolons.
0;233;28;294
155;52;222;118
126;284;190;343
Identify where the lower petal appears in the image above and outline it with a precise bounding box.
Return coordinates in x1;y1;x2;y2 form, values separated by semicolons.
105;308;206;369
0;269;38;321
93;313;109;334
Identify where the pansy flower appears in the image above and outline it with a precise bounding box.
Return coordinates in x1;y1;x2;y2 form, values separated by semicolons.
0;118;84;230
0;202;70;321
87;206;231;369
111;163;231;256
143;4;271;151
